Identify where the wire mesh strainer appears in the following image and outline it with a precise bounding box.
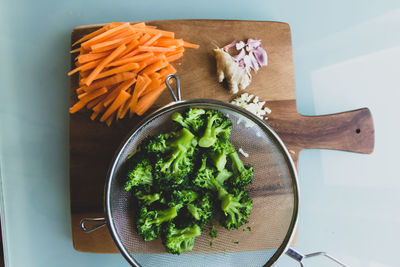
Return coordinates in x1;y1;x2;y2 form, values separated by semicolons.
81;75;346;267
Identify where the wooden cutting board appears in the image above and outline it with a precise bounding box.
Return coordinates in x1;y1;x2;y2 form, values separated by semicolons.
70;20;374;253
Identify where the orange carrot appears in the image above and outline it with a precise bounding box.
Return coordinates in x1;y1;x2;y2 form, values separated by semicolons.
131;22;146;28
105;112;116;126
142;60;169;75
81;23;130;49
90;110;100;120
84;44;126;86
78;52;109;64
183;41;199;49
68;59;102;76
90;33;141;53
156;38;184;47
100;90;131;122
128;75;151;117
135;84;166;116
142;33;162;46
166;46;184;56
83;72;136;92
70;48;80;53
138;33;152;44
149;72;161;79
88;63;139;82
107;52;154;67
138;46;176;52
117;39;141;58
87;95;106;109
142;77;161;95
166;52;183;62
72;27;108;47
69;87;108;114
131;27;175;38
103;78;136;107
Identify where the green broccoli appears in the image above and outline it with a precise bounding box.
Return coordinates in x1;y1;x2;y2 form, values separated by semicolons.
136;206;179;241
162;222;202;254
155;128;197;187
198;110;232;148
209;139;235;171
220;188;253;230
169;190;198;210
172;108;205;133
228;151;254;187
193;155;231;197
135;191;160;205
125;158;153;191
187;191;215;227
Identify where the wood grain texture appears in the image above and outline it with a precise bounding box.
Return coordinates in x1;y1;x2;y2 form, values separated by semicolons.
69;20;374;253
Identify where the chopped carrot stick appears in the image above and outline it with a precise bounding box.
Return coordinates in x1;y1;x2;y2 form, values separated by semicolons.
142;60;169;75
135;54;167;73
131;27;175;38
108;52;154;67
76;87;85;94
68;59;102;76
78;52;109;64
77;92;87;99
84;44;126;86
131;22;146;28
128;75;151;117
83;72;136;92
91;33;141;53
92;98;108;113
87;95;106;109
81;23;130;49
90;111;100;120
166;46;184;56
142;77;161;95
88;63;139;82
138;46;176;52
183;41;199;49
69;87;108;114
117;39;141;58
143;33;162;46
149;72;160;79
103;78;136;107
105;112;115;126
100;90;131;122
70;48;80;53
139;33;152;44
156;38;184;47
72;27;108;47
135;84;166;116
166;52;183;63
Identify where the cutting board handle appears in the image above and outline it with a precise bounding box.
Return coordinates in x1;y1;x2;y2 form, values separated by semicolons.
293;108;374;154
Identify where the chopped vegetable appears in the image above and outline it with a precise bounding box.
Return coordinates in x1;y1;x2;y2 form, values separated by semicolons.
214;48;251;94
125;108;254;254
69;22;199;126
214;39;268;94
230;93;271;120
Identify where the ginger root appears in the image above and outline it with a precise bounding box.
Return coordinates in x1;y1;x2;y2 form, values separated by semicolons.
214;48;251;94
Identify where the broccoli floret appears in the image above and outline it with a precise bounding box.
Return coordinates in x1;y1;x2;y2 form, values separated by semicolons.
172;108;205;133
187;191;215;227
219;188;252;230
169;190;198;210
135;191;160;205
228;151;254;187
125;158;153;191
209;139;235;171
162;222;202;254
136;206;178;241
198;110;232;148
192;155;232;201
155;128;197;187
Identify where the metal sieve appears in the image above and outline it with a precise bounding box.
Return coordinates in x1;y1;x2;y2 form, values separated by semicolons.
81;75;346;267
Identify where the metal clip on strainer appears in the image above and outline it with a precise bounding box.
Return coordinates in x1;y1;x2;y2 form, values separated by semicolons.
80;74;347;267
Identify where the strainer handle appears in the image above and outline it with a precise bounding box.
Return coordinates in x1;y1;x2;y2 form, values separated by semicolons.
165;74;181;101
80;217;106;233
286;247;347;267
